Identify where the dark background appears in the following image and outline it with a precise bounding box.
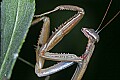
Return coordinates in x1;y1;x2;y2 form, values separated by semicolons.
11;0;120;80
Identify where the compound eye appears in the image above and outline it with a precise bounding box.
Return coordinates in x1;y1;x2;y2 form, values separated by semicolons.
89;29;95;33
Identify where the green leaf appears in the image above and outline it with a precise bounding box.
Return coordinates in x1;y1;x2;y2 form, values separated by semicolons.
0;0;35;79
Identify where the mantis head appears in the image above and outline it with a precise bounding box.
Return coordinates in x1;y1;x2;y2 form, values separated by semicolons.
81;28;100;42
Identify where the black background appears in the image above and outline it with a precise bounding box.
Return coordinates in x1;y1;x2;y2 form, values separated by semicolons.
11;0;120;80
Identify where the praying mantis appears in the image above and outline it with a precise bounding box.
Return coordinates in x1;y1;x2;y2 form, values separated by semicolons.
31;0;120;79
16;0;120;80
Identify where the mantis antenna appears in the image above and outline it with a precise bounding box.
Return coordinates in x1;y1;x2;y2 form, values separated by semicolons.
95;0;120;34
97;11;120;34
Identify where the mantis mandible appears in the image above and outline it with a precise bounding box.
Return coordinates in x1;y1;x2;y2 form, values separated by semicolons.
21;0;119;79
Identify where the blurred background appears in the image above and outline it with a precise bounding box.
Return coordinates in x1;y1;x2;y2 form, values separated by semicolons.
11;0;120;80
